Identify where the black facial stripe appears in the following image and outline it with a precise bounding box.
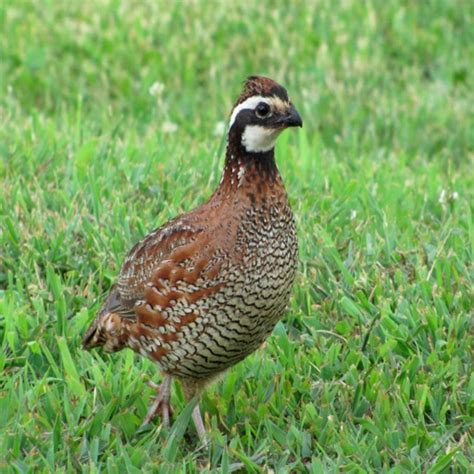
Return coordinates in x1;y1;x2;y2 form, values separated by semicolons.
232;108;264;129
232;108;286;131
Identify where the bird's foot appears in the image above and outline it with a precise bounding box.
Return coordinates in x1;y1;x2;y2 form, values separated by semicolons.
140;375;173;429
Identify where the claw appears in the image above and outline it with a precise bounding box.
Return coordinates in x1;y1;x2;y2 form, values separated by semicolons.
146;380;161;390
139;375;173;429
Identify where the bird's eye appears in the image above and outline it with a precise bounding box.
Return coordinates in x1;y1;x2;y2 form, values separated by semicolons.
255;102;271;118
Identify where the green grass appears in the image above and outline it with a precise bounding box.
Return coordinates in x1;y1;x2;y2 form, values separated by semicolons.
1;0;473;471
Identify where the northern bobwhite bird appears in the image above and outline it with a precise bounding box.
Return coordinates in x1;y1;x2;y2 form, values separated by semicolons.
83;76;302;442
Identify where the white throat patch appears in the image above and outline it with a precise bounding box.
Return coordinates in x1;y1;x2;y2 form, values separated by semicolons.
241;125;282;153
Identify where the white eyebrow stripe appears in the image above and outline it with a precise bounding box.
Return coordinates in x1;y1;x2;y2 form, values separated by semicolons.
228;95;270;129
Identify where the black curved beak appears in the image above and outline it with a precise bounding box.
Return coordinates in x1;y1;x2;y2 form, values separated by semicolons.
279;105;303;128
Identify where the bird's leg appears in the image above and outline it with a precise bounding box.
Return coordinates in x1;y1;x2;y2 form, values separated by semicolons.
140;375;172;428
191;400;207;446
180;378;209;447
181;379;209;445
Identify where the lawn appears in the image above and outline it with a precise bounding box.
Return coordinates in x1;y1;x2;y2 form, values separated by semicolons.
1;0;473;472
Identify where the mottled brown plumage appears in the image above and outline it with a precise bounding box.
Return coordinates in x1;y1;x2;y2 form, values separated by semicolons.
82;76;302;442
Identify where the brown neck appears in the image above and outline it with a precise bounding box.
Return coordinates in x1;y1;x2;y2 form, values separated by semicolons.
214;129;281;197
